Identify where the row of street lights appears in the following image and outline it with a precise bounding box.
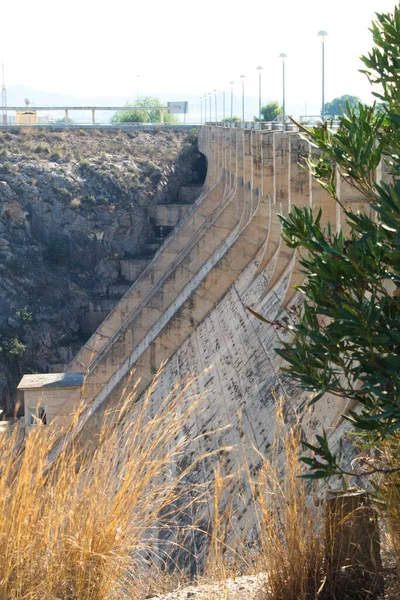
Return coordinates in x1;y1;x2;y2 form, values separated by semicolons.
200;31;328;130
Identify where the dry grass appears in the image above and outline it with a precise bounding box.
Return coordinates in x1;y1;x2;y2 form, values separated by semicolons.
0;379;394;600
253;404;326;600
0;378;213;600
200;403;327;599
373;433;400;590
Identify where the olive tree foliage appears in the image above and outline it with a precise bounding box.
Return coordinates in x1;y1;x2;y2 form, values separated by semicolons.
111;96;180;124
273;6;400;480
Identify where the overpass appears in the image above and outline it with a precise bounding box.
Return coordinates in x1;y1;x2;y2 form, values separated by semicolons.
18;124;382;540
1;102;188;125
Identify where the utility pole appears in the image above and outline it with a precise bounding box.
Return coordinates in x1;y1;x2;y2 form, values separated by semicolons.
257;66;263;123
279;54;287;131
240;75;245;124
1;63;7;126
318;31;328;120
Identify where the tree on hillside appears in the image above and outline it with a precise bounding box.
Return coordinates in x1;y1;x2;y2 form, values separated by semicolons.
324;94;361;117
255;101;282;122
55;117;75;126
222;116;241;123
258;6;400;480
111;96;180;124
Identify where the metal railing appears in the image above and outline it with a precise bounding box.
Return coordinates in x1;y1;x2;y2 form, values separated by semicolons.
0;122;197;130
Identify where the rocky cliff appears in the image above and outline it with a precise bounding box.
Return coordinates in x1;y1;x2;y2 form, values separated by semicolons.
0;127;204;415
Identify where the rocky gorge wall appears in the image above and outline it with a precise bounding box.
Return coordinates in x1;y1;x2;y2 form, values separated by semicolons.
0;128;203;415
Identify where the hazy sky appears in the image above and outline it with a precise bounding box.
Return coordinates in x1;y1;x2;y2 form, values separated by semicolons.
0;0;396;117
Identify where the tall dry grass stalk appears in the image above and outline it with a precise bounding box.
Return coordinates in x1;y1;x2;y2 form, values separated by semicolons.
203;466;239;582
201;402;327;597
373;432;400;576
0;376;213;600
255;403;326;600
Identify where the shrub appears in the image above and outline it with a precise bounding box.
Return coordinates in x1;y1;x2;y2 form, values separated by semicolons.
49;149;62;161
54;187;72;201
0;161;13;173
273;4;400;480
70;197;82;208
33;143;50;155
186;128;199;143
15;307;33;322
44;235;69;263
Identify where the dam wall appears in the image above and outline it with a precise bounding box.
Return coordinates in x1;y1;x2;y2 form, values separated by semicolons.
123;127;373;548
17;124;382;562
19;126;374;479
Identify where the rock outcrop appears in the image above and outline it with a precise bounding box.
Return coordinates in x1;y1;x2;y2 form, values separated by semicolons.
0;128;204;415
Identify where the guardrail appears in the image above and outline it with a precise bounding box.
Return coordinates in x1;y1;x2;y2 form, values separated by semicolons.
0;121;341;131
0;123;198;130
204;121;300;131
203;119;341;131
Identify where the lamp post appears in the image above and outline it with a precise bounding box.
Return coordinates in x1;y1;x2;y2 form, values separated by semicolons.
1;63;7;126
208;92;212;123
279;54;287;131
230;81;234;121
213;89;217;122
223;89;225;122
136;75;140;102
256;66;263;123
318;30;328;121
200;96;203;125
240;75;245;124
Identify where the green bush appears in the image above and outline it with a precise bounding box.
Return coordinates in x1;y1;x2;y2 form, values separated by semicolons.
44;235;69;264
49;149;62;161
34;143;50;155
274;5;400;480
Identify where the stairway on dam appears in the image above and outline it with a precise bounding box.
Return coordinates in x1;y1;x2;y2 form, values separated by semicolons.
47;185;201;371
81;187;201;336
18;126;377;537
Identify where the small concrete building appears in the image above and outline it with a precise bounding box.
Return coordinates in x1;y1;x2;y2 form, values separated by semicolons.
15;110;37;126
18;372;84;431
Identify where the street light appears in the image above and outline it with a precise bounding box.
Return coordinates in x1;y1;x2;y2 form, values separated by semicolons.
240;75;245;124
223;88;225;121
208;92;212;123
279;54;287;131
230;81;234;121
213;89;217;122
200;96;203;125
318;30;328;121
256;66;263;123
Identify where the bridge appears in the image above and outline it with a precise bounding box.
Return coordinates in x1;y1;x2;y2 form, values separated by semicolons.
1;102;188;126
17;125;383;541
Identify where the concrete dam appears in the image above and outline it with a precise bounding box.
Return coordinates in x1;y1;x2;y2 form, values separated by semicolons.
19;126;375;513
